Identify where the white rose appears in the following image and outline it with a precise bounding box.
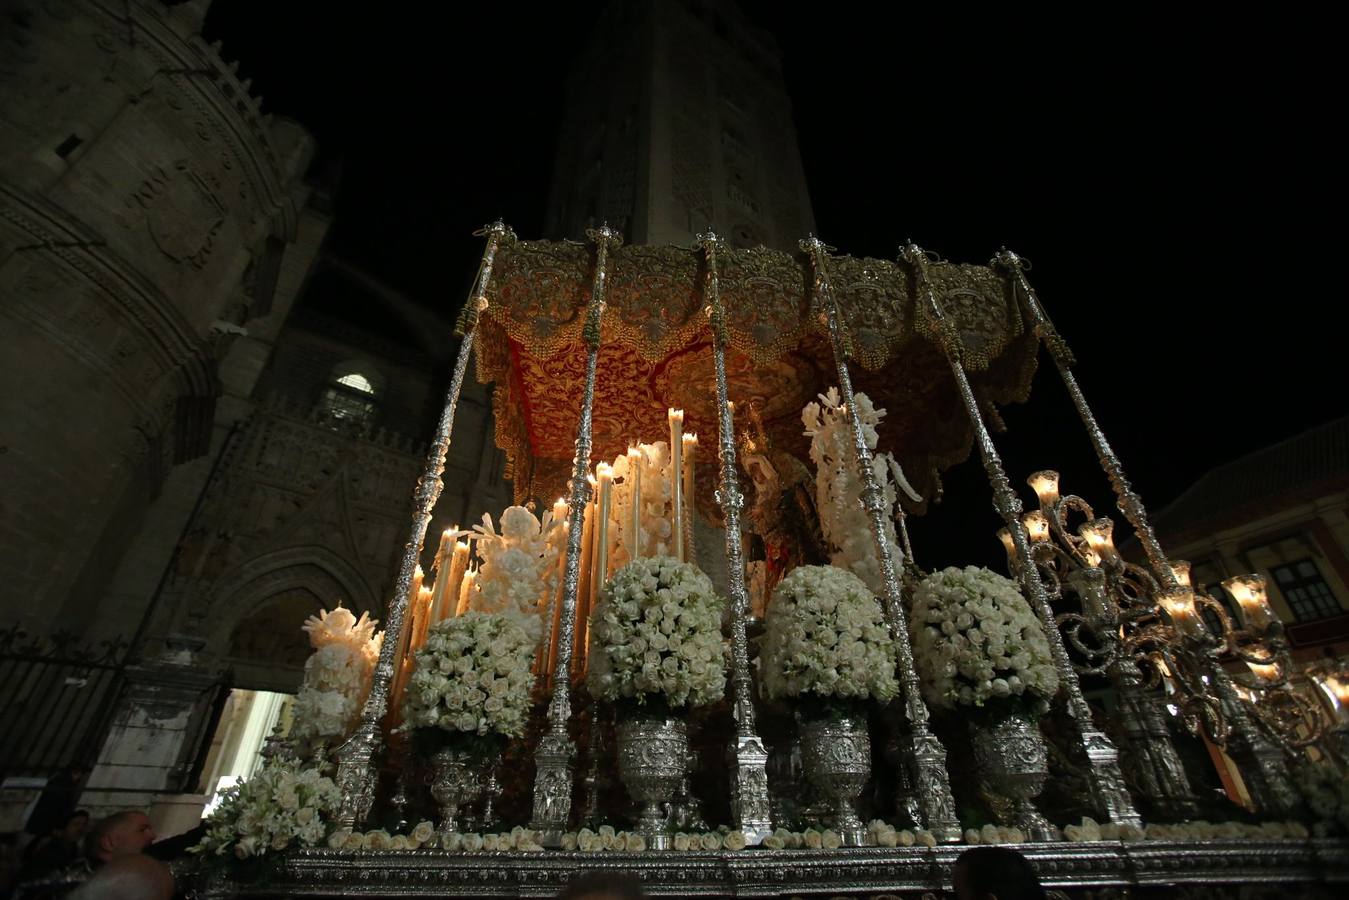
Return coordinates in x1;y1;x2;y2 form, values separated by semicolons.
327;829;352;850
724;831;747;851
411;821;435;844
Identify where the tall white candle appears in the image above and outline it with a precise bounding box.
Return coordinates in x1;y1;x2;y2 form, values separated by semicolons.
455;564;477;617
627;446;643;561
669;409;684;562
596;463;614;584
682;432;697;565
433;540;470;622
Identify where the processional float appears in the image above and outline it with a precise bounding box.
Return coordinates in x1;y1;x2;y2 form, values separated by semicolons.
316;218;1326;845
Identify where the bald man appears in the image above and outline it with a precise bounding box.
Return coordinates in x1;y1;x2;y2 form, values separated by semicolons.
11;811;158;899
86;812;156;864
68;855;173;900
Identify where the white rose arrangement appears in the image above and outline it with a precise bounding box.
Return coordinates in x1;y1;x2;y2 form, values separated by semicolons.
586;557;726;710
910;566;1059;715
803;388;922;595
759;565;899;706
289;607;383;751
402;612;536;748
192;758;339;859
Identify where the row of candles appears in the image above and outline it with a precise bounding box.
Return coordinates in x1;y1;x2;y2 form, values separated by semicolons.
388;409;703;714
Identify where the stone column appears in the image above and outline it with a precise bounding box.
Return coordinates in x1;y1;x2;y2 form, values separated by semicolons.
81;637;222;823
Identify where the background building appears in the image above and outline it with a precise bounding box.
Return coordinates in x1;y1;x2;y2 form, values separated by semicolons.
1146;416;1349;662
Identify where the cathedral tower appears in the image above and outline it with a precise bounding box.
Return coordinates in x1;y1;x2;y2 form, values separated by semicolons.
546;0;816;250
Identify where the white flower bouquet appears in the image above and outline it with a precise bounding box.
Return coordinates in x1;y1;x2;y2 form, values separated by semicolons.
289;607;383;752
402;611;537;752
910;566;1059;715
586;556;726;710
192;757;339;858
759;564;899;709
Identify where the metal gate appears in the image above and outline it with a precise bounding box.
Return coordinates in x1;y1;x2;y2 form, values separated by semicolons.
0;626;128;779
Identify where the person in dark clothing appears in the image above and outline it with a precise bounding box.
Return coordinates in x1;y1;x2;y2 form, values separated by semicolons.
24;768;86;839
953;846;1047;900
18;811;90;882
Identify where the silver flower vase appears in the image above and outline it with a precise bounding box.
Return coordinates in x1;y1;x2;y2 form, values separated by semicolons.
799;713;871;846
970;714;1056;841
616;714;687;850
430;746;486;841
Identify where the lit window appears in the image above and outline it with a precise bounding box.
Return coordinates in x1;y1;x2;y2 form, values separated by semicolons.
1270;559;1342;622
336;373;375;394
317;369;379;430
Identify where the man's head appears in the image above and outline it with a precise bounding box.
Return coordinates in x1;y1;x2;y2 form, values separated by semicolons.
69;853;173;900
87;812;155;863
953;846;1046;900
558;871;646;900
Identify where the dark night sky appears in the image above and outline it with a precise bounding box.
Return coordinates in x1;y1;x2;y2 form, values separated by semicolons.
204;2;1345;571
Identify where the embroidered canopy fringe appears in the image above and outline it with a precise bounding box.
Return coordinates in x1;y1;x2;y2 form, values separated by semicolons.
471;240;1038;511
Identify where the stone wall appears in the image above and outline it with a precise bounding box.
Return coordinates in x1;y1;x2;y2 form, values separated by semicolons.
0;0;317;638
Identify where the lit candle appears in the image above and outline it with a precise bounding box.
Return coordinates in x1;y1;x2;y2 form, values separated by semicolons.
996;527;1016;560
1023;510;1050;543
1157;587;1204;640
595;463;613;585
1170;560;1193;588
410;564;425;604
682;432;697;565
1246;661;1282;684
627;447;643;560
1223;574;1276;633
1028;470;1060;508
1078;518;1118;564
669;409;685;562
426;526;455;616
574;483;597;679
455;564;478;617
433;540;470;622
552;496;568;528
1317;675;1349;721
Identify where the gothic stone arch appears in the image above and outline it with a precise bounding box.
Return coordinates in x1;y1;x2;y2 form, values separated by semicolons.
201;545;379;691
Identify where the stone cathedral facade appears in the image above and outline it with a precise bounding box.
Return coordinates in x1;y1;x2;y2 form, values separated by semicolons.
0;0;812;830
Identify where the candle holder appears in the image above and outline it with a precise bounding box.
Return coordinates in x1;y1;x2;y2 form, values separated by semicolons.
1008;472;1200;820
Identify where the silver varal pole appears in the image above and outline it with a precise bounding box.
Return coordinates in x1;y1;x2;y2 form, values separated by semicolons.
993;250;1301;817
801;236;962;842
529;224;621;842
902;241;1141;827
333;220;514;828
697;230;772;845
